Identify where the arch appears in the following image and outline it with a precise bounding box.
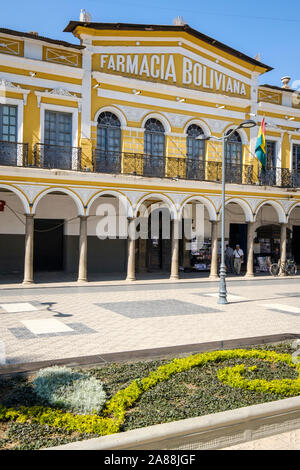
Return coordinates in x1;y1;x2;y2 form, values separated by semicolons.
287;201;300;219
134;193;177;220
86;189;133;218
93;106;127;128
254;199;287;224
183;119;211;138
222;124;249;145
0;183;31;214
179;195;217;221
141;113;171;133
32;187;85;216
218;197;254;222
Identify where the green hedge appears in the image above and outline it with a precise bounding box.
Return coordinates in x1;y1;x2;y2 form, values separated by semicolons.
0;349;299;436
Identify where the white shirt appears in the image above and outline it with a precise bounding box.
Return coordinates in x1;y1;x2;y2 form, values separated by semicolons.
233;249;244;258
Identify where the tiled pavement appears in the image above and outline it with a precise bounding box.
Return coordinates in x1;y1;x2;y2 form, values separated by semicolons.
222;428;300;450
0;277;299;365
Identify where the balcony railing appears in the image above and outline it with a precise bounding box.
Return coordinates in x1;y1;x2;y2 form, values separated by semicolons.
0;140;28;167
3;143;300;189
34;143;82;171
92;150;256;185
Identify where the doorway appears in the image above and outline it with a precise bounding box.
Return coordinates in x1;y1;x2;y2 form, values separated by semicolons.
229;223;248;269
34;219;64;271
292;226;300;264
146;210;171;272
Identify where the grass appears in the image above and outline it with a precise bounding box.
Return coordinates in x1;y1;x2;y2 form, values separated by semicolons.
0;342;298;450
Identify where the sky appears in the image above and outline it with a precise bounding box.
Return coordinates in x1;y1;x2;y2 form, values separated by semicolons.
2;0;300;87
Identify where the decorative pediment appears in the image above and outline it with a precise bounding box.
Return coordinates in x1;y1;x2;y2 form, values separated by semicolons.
0;78;30;104
0;78;19;89
35;88;82;109
49;87;74;97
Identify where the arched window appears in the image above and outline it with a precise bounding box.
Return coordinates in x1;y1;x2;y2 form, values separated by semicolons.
186;124;205;160
144;118;165;157
224;130;243;183
143;118;165;177
96;112;121;173
225;130;242;166
97;112;121;153
185;124;206;180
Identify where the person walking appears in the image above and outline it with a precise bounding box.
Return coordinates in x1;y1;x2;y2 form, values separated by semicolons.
233;244;244;275
225;244;234;273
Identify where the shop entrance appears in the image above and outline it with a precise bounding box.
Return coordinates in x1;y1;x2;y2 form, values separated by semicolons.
229;223;247;270
292;226;300;264
254;224;292;273
146;210;171;272
34;219;64;271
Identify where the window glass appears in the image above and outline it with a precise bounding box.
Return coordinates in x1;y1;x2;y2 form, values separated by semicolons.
225;130;242;166
293;144;300;171
44;111;72;146
97;112;121;153
0;104;17;142
187;124;205;160
266;140;277;168
144;118;165;157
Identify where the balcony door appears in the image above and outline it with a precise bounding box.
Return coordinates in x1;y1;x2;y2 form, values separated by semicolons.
144;118;165;177
0;104;18;166
96;112;121;173
293;144;300;186
260;140;277;185
224;130;242;183
43;111;73;170
186;124;205;180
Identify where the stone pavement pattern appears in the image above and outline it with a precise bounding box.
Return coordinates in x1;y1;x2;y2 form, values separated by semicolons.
0;277;299;364
222;428;300;450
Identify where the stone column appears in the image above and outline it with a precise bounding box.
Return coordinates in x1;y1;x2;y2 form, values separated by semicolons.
246;222;255;277
23;214;34;284
126;218;136;281
280;222;287;276
209;221;219;279
77;216;88;283
170;219;179;280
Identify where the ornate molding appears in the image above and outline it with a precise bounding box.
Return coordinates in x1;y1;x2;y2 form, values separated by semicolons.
44;47;81;68
0;77;30;105
35;88;82;108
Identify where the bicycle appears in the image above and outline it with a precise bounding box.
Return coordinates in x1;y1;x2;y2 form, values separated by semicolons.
269;259;297;276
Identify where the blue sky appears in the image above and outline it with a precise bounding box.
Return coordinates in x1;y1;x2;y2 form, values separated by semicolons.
2;0;300;87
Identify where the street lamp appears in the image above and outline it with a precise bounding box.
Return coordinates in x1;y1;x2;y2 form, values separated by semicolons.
197;119;257;304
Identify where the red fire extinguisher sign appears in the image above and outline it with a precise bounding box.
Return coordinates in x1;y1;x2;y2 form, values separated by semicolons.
0;200;6;212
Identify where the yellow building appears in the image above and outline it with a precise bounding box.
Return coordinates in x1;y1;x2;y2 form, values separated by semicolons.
0;20;300;283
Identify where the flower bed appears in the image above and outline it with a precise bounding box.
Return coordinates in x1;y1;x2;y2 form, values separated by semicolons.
0;343;299;450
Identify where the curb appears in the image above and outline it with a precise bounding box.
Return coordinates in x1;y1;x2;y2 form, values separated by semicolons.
44;396;300;450
1;332;299;377
0;273;299;291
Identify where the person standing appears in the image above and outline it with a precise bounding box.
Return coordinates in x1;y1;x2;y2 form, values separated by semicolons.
225;244;234;273
233;244;244;275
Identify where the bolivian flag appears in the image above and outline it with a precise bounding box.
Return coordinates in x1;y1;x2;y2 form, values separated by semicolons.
255;118;266;168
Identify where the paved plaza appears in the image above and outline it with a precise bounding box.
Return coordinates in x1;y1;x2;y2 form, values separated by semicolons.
0;276;299;365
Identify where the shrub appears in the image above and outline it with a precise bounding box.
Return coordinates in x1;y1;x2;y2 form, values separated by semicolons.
0;349;299;438
33;366;107;415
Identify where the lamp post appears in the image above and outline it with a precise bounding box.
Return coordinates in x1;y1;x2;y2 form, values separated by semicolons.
197;120;257;304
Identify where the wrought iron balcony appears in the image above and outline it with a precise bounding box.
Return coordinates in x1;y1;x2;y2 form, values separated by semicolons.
91;149;300;188
92;149;121;174
0;140;28;167
34;143;82;171
257;167;298;188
